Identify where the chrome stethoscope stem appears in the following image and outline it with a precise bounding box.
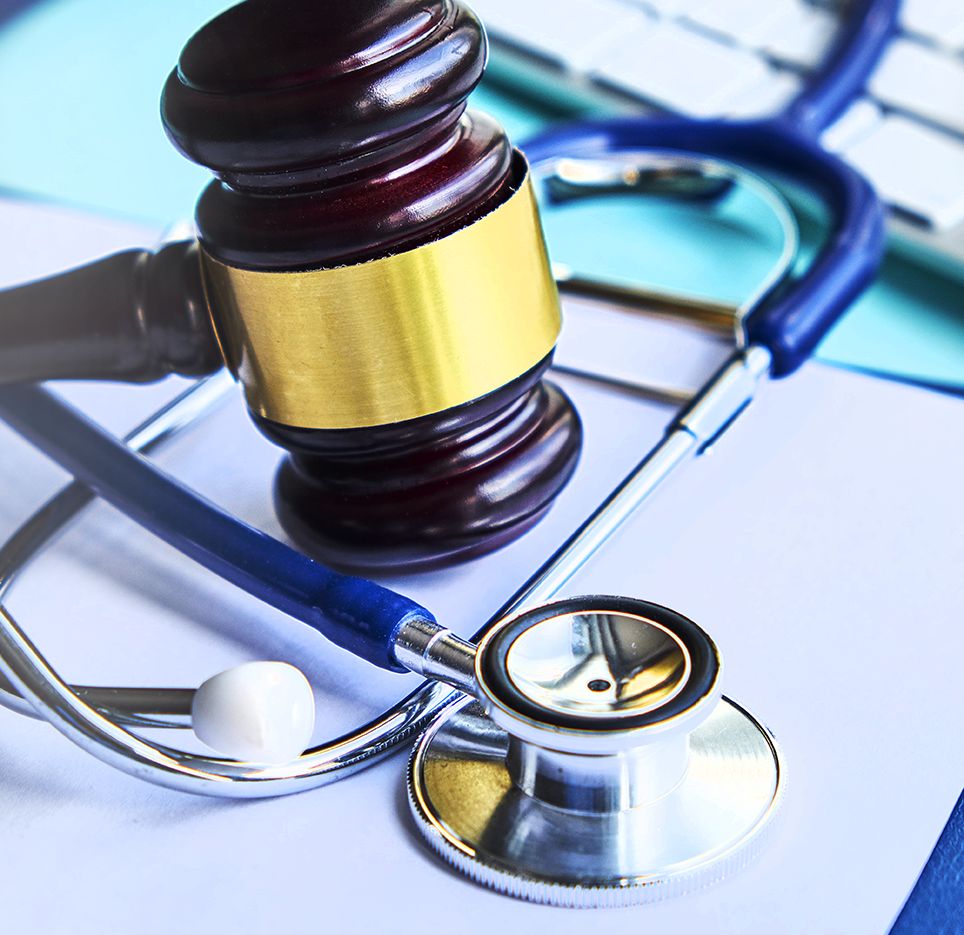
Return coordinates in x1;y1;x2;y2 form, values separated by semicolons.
492;344;772;618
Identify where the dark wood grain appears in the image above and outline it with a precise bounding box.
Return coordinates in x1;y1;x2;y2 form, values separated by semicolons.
0;241;219;385
163;0;582;569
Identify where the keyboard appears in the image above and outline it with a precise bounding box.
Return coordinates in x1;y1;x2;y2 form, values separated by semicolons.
472;0;964;276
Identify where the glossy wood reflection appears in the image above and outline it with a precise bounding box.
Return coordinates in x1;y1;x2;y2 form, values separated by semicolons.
162;0;582;569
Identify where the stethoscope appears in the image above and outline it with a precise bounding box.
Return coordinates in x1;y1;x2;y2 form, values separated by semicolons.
0;0;897;906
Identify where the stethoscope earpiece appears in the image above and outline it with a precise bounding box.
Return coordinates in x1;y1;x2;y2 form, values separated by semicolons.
191;661;315;766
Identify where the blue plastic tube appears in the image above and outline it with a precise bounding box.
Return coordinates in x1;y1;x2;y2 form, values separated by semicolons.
783;0;900;135
522;0;897;373
0;383;433;672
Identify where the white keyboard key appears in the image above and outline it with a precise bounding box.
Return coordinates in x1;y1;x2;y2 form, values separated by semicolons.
684;0;797;49
901;0;964;48
869;39;964;138
593;21;771;116
633;0;694;16
469;0;650;71
821;98;882;152
723;69;802;118
843;116;964;229
760;1;837;68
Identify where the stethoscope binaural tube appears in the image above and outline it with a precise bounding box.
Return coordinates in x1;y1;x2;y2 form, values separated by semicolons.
523;118;886;377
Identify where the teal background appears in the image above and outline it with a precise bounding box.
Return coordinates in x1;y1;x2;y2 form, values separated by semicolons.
0;0;962;390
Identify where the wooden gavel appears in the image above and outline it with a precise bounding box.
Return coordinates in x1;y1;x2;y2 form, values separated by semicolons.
0;0;582;571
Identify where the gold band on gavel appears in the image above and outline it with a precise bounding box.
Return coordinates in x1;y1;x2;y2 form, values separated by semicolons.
199;170;561;430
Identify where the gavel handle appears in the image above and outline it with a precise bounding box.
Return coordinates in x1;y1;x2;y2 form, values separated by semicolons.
0;240;222;385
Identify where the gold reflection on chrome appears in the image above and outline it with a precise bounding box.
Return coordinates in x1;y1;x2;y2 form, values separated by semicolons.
408;697;783;904
416;755;512;857
504;611;691;720
199;170;560;430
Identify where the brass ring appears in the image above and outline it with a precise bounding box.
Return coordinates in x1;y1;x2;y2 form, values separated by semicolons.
200;160;561;430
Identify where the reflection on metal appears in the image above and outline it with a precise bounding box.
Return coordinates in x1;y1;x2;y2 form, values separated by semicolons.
410;599;783;905
409;697;783;907
538;151;801;350
554;263;738;336
545;155;735;203
503;609;690;720
549;362;694;406
393;617;478;695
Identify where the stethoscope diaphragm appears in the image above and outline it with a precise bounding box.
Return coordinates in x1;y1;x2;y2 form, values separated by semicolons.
407;598;783;906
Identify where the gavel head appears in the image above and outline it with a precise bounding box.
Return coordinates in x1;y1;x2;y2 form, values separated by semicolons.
162;0;582;571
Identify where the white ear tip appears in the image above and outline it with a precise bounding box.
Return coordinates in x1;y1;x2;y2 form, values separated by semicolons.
192;661;315;765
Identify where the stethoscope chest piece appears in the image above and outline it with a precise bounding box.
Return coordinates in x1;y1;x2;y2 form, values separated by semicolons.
408;597;784;906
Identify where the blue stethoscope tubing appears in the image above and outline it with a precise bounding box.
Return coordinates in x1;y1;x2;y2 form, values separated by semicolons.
527;118;884;376
0;383;435;673
0;0;898;698
784;0;897;135
526;0;899;377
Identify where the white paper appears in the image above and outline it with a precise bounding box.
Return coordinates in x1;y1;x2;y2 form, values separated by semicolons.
0;197;962;934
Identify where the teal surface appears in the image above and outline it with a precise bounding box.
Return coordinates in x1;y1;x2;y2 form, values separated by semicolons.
0;0;962;390
0;0;237;224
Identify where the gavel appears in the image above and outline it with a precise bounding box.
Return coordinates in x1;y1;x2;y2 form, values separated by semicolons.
0;0;582;570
